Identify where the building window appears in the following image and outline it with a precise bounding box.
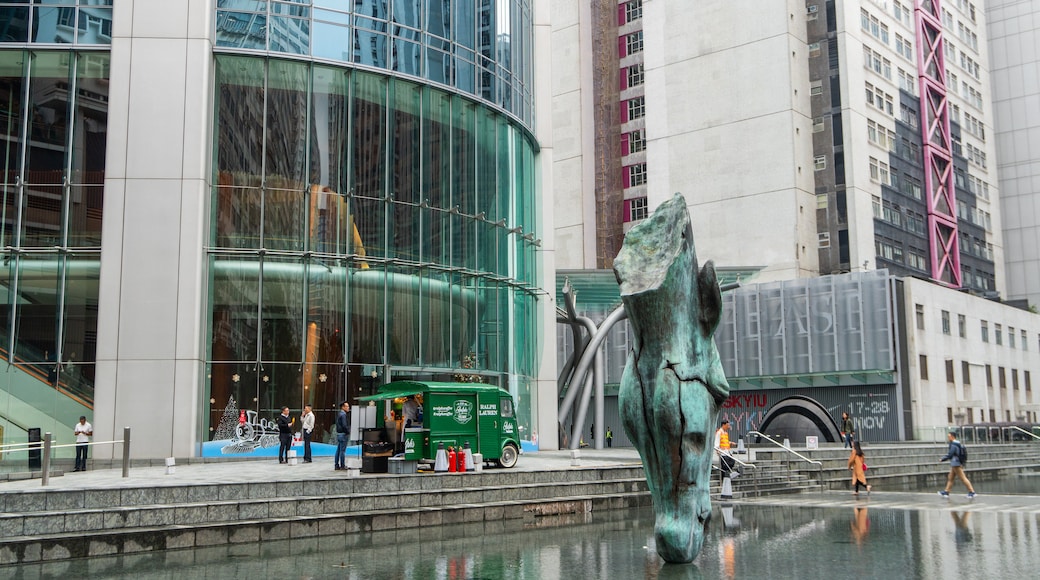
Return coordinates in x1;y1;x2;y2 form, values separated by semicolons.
628;129;646;153
818;232;831;248
995;323;1003;345
1026;371;1032;392
629;196;648;221
916;304;925;330
985;364;992;387
945;359;955;383
958;314;966;338
627;163;647;187
626;63;644;87
941;310;950;335
981;320;988;342
625;0;643;23
1022;330;1028;351
1010;327;1016;348
625;31;644;55
961;361;971;385
920;354;928;380
947;406;953;423
814;155;827;171
1013;369;1019;390
999;367;1006;389
626;97;645;120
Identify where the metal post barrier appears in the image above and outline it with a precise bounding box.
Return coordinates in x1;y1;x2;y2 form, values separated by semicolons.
122;427;131;478
41;432;52;487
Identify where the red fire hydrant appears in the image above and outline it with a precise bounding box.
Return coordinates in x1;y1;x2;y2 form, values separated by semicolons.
447;446;457;472
456;445;466;473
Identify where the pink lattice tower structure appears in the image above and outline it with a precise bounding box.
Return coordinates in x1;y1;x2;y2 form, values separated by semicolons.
915;0;961;287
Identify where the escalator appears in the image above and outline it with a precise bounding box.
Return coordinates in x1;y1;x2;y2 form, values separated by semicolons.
0;344;93;447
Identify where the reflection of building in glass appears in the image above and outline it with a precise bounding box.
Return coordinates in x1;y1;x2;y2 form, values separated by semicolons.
0;1;554;460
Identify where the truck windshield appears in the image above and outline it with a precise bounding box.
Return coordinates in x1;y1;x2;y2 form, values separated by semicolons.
501;398;514;417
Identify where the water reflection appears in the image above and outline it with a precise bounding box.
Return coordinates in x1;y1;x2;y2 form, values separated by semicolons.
7;502;1040;579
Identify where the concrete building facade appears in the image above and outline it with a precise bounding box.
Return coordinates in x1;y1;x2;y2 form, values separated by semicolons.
987;0;1040;308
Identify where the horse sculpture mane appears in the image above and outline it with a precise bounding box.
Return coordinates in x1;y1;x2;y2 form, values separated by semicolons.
614;193;730;563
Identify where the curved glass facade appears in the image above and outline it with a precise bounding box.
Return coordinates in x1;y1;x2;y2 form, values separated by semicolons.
208;53;541;439
215;0;534;127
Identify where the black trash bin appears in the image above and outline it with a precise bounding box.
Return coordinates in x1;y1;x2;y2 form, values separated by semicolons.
28;428;41;470
361;428;393;473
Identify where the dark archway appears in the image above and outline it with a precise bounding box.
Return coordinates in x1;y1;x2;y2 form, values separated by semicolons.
757;395;842;443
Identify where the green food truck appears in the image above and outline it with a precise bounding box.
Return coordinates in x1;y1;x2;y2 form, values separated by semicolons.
359;381;521;468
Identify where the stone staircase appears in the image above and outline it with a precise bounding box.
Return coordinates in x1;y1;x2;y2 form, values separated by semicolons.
0;466;650;565
747;442;1040;493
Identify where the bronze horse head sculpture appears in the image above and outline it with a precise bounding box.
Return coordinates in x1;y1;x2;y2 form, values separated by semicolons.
614;193;730;563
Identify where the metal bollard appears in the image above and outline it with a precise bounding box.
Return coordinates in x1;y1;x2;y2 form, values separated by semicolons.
41;432;52;487
122;426;131;478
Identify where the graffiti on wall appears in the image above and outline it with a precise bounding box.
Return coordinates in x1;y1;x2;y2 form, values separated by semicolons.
718;385;899;441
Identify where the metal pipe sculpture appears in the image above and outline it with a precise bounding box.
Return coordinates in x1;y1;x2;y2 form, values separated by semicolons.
614;193;730;563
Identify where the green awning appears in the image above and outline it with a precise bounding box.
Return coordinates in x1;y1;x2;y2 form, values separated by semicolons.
358;381;427;401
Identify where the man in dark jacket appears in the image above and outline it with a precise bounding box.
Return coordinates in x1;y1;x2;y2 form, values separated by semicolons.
276;407;293;464
938;431;976;499
335;400;351;470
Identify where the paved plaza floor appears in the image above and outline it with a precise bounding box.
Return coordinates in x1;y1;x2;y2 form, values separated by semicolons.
0;448;645;492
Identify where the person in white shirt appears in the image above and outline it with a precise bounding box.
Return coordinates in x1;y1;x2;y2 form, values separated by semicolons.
73;416;92;472
402;395;422;427
300;405;315;463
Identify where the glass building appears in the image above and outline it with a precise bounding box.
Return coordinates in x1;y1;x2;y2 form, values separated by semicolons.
0;0;550;458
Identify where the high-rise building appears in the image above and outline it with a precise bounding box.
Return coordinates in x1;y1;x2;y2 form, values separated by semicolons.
987;0;1040;308
554;1;1003;295
0;1;558;459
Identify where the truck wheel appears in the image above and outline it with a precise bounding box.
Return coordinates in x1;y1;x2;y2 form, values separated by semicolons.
497;443;519;468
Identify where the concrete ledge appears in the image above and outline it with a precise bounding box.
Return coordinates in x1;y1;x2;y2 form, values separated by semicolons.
0;490;653;565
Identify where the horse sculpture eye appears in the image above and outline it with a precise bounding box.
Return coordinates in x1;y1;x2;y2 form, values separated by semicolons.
684;432;706;454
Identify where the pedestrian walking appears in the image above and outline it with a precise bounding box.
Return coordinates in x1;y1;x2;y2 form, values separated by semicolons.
840;411;855;448
334;400;350;470
276;407;293;463
606;427;613;448
938;431;976;499
714;420;739;479
73;416;92;472
300;404;314;463
848;441;871;497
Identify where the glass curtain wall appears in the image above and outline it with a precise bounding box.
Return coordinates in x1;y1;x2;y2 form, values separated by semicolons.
0;48;107;443
209;54;539;443
214;0;535;127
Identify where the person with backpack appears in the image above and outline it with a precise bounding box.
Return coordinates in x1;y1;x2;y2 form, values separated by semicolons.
938;430;976;499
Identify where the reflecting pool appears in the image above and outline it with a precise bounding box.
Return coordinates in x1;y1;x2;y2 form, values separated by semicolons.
6;498;1040;579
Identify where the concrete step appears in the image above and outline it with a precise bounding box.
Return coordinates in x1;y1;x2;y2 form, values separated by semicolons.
0;490;655;565
0;474;650;539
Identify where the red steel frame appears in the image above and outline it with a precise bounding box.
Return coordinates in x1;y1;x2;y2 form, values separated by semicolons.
915;0;961;287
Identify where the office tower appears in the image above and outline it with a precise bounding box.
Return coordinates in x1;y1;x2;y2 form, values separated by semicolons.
0;1;557;458
987;0;1040;308
554;1;1002;293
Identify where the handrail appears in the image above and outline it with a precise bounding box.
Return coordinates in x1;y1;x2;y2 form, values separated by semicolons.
715;447;758;498
1;428;131;485
1004;425;1040;442
715;447;756;470
748;430;824;492
747;431;822;466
